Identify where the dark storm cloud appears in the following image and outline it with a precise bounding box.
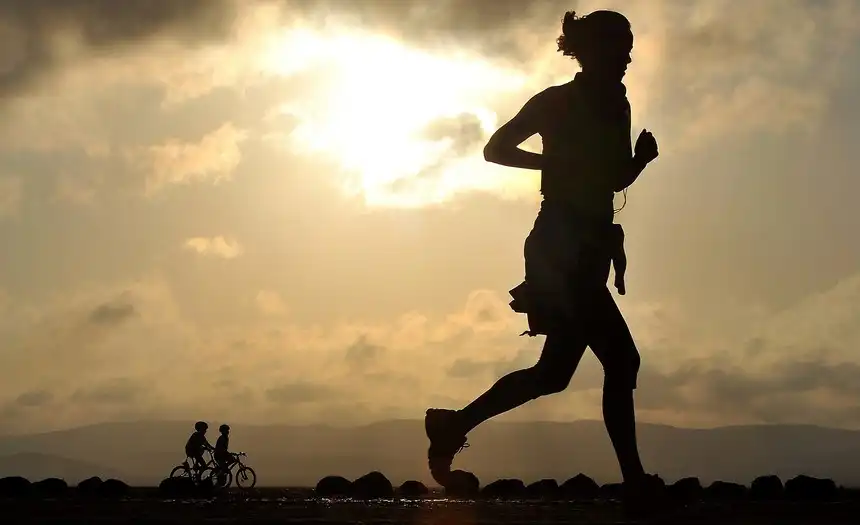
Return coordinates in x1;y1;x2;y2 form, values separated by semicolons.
88;298;137;326
637;356;860;424
14;390;54;408
0;0;236;98
284;0;823;69
0;0;570;101
3;0;849;103
284;0;557;60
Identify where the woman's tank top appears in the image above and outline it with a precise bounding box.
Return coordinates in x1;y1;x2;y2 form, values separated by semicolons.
539;73;632;222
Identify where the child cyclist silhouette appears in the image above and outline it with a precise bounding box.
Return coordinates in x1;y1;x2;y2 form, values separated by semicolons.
185;421;214;477
425;10;663;517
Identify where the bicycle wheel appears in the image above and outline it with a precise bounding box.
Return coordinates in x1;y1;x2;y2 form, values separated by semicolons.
235;466;257;489
198;467;213;483
170;465;190;479
203;467;232;489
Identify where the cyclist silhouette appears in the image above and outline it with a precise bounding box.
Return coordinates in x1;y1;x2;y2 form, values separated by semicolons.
214;424;233;469
425;9;664;517
185;421;214;476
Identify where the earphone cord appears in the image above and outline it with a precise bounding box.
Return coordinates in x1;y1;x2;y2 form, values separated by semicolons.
613;188;628;215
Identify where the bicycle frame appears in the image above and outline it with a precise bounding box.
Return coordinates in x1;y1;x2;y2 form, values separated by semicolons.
182;450;217;471
215;452;247;474
229;454;248;472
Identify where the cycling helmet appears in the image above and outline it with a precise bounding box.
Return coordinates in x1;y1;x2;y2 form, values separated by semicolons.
219;424;230;433
194;421;208;431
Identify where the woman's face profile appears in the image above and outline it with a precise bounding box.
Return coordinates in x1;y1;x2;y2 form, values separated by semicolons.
588;28;634;80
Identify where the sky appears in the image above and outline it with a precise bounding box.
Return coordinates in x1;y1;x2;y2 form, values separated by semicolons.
2;0;860;435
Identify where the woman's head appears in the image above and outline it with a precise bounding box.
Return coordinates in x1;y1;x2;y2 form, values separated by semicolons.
556;10;633;81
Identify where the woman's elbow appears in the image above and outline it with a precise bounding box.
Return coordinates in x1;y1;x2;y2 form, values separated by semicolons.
483;142;500;164
613;175;632;192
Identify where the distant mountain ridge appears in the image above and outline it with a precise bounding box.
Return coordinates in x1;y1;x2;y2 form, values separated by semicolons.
2;420;860;487
0;451;127;484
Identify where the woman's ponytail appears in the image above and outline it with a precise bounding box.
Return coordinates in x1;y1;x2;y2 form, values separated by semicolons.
556;11;583;59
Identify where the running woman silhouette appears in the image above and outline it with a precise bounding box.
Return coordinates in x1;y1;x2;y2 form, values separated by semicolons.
424;9;663;516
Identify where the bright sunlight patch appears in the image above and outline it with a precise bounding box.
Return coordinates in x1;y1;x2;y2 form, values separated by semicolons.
260;27;533;207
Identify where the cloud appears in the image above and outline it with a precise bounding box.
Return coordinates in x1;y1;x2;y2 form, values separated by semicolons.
283;0;853;152
1;1;860;435
763;273;860;348
1;0;852;209
3;0;856;130
419;112;486;156
1;268;860;433
70;378;144;405
255;290;288;317
280;0;554;63
52;171;100;206
0;176;23;218
88;296;137;326
0;278;523;431
0;277;202;430
676;77;824;145
142;123;248;194
634;357;860;428
385;112;490;195
449;289;516;333
15;390;53;408
265;382;337;404
634;0;860;145
0;0;236;101
183;236;244;259
447;358;495;379
0;0;548;107
344;335;384;369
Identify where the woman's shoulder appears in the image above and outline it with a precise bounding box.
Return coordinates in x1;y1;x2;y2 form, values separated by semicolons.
537;80;577;101
527;81;584;130
525;82;577;119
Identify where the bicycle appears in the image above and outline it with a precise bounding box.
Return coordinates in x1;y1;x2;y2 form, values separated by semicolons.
169;450;220;484
210;452;257;489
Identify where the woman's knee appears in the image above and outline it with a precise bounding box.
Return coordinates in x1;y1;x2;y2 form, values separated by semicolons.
532;363;574;395
532;335;583;395
603;348;640;391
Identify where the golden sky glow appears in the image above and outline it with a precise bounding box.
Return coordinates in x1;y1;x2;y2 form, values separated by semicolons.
261;27;532;207
1;0;860;436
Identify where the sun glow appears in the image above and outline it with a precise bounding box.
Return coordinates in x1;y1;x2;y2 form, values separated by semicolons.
260;27;531;207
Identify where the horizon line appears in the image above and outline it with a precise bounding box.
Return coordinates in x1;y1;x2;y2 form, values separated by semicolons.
1;418;849;439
